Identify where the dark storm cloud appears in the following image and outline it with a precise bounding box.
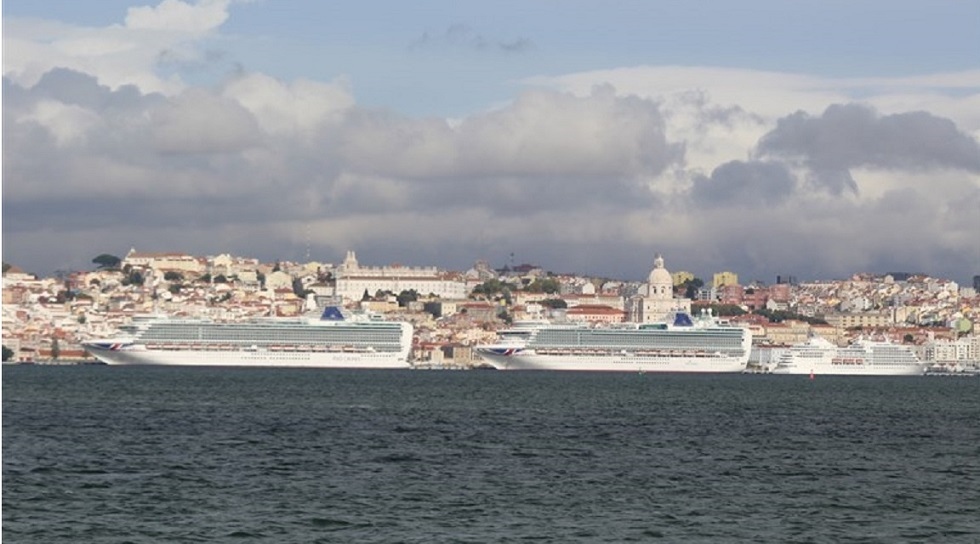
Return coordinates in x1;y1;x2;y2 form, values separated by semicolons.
689;160;797;208
3;68;691;276
757;103;980;193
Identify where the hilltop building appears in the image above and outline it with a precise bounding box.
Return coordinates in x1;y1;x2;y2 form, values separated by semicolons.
123;249;204;275
625;254;692;323
333;250;468;303
713;271;739;289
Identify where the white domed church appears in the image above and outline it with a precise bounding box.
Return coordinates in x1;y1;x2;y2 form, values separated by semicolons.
627;254;692;323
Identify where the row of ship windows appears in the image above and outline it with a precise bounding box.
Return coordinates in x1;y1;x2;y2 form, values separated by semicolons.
531;332;744;348
141;329;402;342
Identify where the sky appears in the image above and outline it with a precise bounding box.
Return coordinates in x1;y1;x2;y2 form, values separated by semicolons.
3;0;979;285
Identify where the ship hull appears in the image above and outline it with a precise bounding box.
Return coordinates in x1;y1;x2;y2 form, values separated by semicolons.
83;344;411;369
771;363;926;376
476;350;747;372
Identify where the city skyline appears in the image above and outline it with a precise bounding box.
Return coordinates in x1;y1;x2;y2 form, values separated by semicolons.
3;1;980;284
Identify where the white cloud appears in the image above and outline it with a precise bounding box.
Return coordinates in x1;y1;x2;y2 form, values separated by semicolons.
221;73;355;136
2;0;235;95
125;0;231;33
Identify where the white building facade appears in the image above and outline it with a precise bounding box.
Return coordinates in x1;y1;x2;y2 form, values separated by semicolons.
626;254;692;323
333;251;468;302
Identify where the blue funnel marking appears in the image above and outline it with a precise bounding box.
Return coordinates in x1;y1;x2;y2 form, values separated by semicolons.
320;306;345;321
673;313;694;327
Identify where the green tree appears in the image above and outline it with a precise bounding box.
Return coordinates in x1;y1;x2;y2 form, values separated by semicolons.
397;289;419;307
525;277;560;294
92;254;122;269
163;270;184;281
471;279;507;298
540;298;567;309
708;304;746;317
2;345;13;362
2;262;11;274
679;278;705;299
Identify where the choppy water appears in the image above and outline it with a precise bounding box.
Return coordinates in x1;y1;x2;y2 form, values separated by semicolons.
3;366;979;543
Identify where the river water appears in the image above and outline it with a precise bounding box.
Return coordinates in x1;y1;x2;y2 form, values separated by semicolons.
3;366;979;543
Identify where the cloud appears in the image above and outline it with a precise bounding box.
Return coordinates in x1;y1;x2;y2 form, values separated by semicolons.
125;0;231;33
3;4;978;285
2;0;235;95
689;161;798;208
756;103;980;195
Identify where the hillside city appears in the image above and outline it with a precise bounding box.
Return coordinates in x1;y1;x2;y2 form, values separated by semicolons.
3;248;979;369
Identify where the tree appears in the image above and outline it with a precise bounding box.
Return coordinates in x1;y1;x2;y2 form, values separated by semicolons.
397;289;419;307
525;277;560;294
292;278;312;298
163;271;183;281
2;345;13;362
471;279;507;298
50;337;61;361
121;270;144;286
679;278;705;299
92;254;121;270
540;298;567;309
2;262;11;274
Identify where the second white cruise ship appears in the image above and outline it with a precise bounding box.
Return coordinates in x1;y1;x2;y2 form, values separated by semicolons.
83;306;414;368
771;335;927;376
475;311;752;372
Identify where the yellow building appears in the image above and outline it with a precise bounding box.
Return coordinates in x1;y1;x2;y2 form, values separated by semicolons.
671;270;694;287
713;271;739;289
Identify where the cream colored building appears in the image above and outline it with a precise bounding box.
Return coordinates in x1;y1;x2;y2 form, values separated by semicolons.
333;250;468;303
123;249;204;275
824;311;894;330
626;254;692;323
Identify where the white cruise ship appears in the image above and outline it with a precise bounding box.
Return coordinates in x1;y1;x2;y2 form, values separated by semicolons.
475;311;751;372
83;307;414;368
771;335;927;376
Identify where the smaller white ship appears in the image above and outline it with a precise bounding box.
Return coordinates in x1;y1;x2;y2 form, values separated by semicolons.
772;335;927;376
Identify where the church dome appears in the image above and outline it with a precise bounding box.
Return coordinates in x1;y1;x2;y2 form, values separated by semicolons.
647;254;672;286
